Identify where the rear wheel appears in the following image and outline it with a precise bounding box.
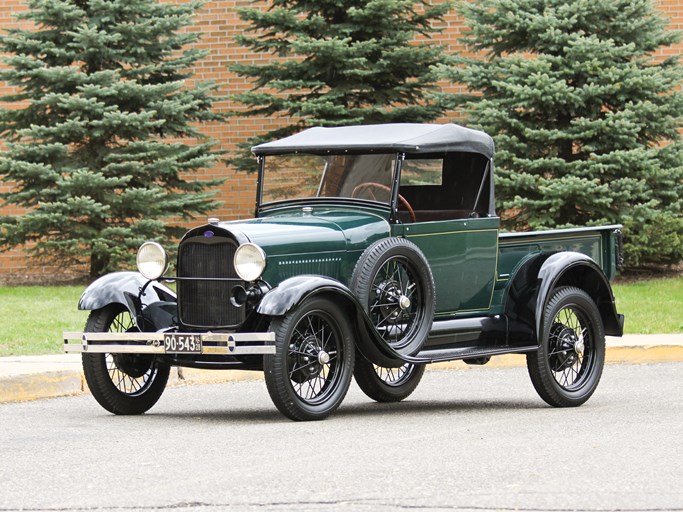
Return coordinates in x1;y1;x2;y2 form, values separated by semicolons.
82;304;170;415
527;287;605;407
354;356;425;402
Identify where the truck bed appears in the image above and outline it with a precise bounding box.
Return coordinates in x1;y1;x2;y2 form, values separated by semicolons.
498;225;623;282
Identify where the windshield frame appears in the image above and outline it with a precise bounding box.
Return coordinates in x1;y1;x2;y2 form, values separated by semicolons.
255;152;404;217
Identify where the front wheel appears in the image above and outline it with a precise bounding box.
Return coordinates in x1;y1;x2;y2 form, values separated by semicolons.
264;297;355;421
527;287;605;407
82;304;170;415
354;356;425;402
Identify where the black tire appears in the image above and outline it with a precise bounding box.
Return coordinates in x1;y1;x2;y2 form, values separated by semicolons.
351;237;435;356
354;355;425;402
264;297;355;421
527;286;605;407
82;304;170;415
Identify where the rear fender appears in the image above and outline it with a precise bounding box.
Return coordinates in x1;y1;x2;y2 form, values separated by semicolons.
258;275;405;367
535;253;624;338
79;271;177;331
505;253;623;344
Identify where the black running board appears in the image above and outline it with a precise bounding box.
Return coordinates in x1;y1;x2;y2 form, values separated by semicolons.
405;344;538;364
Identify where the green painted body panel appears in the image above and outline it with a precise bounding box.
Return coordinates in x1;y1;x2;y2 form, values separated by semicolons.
222;204;620;321
393;217;500;315
497;227;620;278
223;205;391;286
499;233;600;276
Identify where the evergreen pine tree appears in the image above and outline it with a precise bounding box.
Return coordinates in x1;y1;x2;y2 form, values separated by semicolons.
0;0;224;278
442;0;683;267
230;0;453;171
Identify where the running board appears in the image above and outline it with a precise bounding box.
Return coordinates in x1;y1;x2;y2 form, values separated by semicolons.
409;344;538;364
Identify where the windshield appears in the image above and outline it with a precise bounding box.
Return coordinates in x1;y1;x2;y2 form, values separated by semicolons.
261;153;396;205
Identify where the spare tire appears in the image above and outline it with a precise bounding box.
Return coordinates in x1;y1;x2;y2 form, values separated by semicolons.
350;237;435;356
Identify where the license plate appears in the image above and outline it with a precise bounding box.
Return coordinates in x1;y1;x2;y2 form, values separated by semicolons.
164;334;202;354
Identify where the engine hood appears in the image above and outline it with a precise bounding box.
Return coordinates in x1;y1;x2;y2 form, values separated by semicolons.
222;207;390;255
198;206;391;285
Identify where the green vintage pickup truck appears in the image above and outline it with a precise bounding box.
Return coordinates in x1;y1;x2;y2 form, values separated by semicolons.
65;123;624;421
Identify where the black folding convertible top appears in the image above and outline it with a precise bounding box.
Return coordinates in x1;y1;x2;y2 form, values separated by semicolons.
252;123;495;159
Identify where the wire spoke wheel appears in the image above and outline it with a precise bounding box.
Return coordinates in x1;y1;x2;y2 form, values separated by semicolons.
369;256;423;348
104;310;158;397
547;306;593;390
354;355;425;402
265;297;354;421
527;287;605;407
287;310;341;404
374;363;414;386
82;304;169;415
351;238;435;356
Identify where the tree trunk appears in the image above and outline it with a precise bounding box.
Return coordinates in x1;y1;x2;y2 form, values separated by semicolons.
89;251;110;279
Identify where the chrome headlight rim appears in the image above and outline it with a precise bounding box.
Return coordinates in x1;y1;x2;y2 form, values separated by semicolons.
136;241;168;281
234;243;266;282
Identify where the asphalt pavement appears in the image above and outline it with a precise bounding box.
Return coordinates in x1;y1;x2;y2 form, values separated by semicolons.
0;334;681;404
2;361;682;511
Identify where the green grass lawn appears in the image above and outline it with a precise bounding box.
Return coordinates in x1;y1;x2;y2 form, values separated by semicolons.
0;276;680;356
0;286;89;357
612;275;683;335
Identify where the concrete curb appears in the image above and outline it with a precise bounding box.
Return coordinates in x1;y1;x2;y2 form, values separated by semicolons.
0;360;264;404
1;334;681;404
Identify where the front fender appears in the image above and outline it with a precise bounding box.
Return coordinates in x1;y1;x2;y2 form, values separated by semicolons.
79;272;177;330
257;275;406;367
257;275;349;317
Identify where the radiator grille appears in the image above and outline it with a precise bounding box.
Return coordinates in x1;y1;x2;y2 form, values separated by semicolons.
177;236;244;328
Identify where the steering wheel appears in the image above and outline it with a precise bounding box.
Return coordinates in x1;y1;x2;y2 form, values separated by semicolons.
351;182;416;223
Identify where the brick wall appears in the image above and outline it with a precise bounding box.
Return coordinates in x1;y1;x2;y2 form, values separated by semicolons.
1;0;681;283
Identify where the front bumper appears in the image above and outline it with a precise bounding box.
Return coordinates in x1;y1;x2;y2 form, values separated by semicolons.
63;331;276;356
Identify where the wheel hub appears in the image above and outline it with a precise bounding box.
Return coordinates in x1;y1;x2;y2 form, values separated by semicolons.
289;336;326;383
318;351;330;365
112;354;153;379
549;323;581;371
376;280;408;323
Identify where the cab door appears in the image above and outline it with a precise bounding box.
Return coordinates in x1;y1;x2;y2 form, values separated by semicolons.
396;216;499;317
392;152;499;317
